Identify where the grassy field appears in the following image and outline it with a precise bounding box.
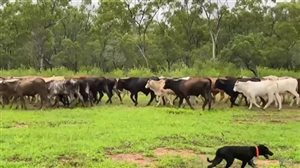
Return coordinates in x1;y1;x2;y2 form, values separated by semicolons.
1;96;300;168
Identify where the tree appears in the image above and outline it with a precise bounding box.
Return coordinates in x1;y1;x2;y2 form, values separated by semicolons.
124;0;165;67
193;0;229;60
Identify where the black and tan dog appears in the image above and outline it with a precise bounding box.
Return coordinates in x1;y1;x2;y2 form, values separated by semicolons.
207;144;273;168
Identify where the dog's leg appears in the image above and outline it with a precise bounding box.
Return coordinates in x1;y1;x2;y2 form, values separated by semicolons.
241;161;247;168
207;157;222;168
248;160;256;168
224;157;234;168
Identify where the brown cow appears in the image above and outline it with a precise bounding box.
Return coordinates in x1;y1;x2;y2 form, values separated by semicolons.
163;77;212;110
1;78;48;109
0;78;21;108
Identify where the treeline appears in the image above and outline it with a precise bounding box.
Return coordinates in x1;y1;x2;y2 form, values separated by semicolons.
0;0;299;75
1;66;300;78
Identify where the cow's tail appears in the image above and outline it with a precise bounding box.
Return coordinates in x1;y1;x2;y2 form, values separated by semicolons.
206;78;213;99
205;77;213;110
206;77;212;90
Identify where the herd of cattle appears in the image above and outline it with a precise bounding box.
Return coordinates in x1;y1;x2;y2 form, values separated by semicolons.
0;75;299;110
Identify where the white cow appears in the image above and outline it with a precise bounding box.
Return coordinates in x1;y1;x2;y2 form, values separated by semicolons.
145;79;175;106
262;76;299;106
233;80;282;110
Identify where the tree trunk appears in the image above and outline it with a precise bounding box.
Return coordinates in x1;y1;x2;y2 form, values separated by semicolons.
210;31;216;60
137;44;149;68
39;53;44;71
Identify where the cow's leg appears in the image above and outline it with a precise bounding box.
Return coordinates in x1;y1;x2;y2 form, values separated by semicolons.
15;97;20;109
105;90;113;104
114;89;123;104
274;93;282;110
1;98;3;109
202;97;208;110
211;91;217;103
21;96;27;110
219;91;225;102
207;92;213;110
248;99;253;110
288;90;299;106
168;95;173;106
1;96;8;108
259;96;267;107
61;95;69;107
184;96;194;110
10;97;17;109
51;96;59;107
243;95;249;106
64;95;70;107
77;93;85;107
129;93;136;105
263;93;275;110
39;94;44;109
134;93;139;106
98;91;104;104
173;96;179;105
178;97;183;108
230;95;238;107
156;96;162;106
146;92;155;106
162;96;166;105
89;93;94;107
252;97;261;109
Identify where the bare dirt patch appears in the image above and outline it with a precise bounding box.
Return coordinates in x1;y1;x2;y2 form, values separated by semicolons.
233;112;300;124
7;155;32;162
257;159;280;167
57;154;83;167
14;122;29;128
109;153;154;167
153;148;283;168
154;148;197;158
107;148;287;167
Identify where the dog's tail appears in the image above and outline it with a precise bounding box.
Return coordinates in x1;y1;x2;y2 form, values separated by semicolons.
207;157;213;163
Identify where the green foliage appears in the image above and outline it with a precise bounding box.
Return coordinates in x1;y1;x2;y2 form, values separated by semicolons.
0;1;300;72
0;65;299;78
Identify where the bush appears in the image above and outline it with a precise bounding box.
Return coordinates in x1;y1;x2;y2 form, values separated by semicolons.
127;68;153;77
0;64;299;78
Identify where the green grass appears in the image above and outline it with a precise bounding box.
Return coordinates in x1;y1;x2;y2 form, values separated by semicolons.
1;96;300;167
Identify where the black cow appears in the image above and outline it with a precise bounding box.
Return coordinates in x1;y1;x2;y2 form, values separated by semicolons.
70;78;91;106
163;77;212;110
214;77;261;107
115;77;159;106
84;77;109;104
104;78;123;104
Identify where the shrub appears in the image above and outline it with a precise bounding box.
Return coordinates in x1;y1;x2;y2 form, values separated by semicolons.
0;65;299;78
